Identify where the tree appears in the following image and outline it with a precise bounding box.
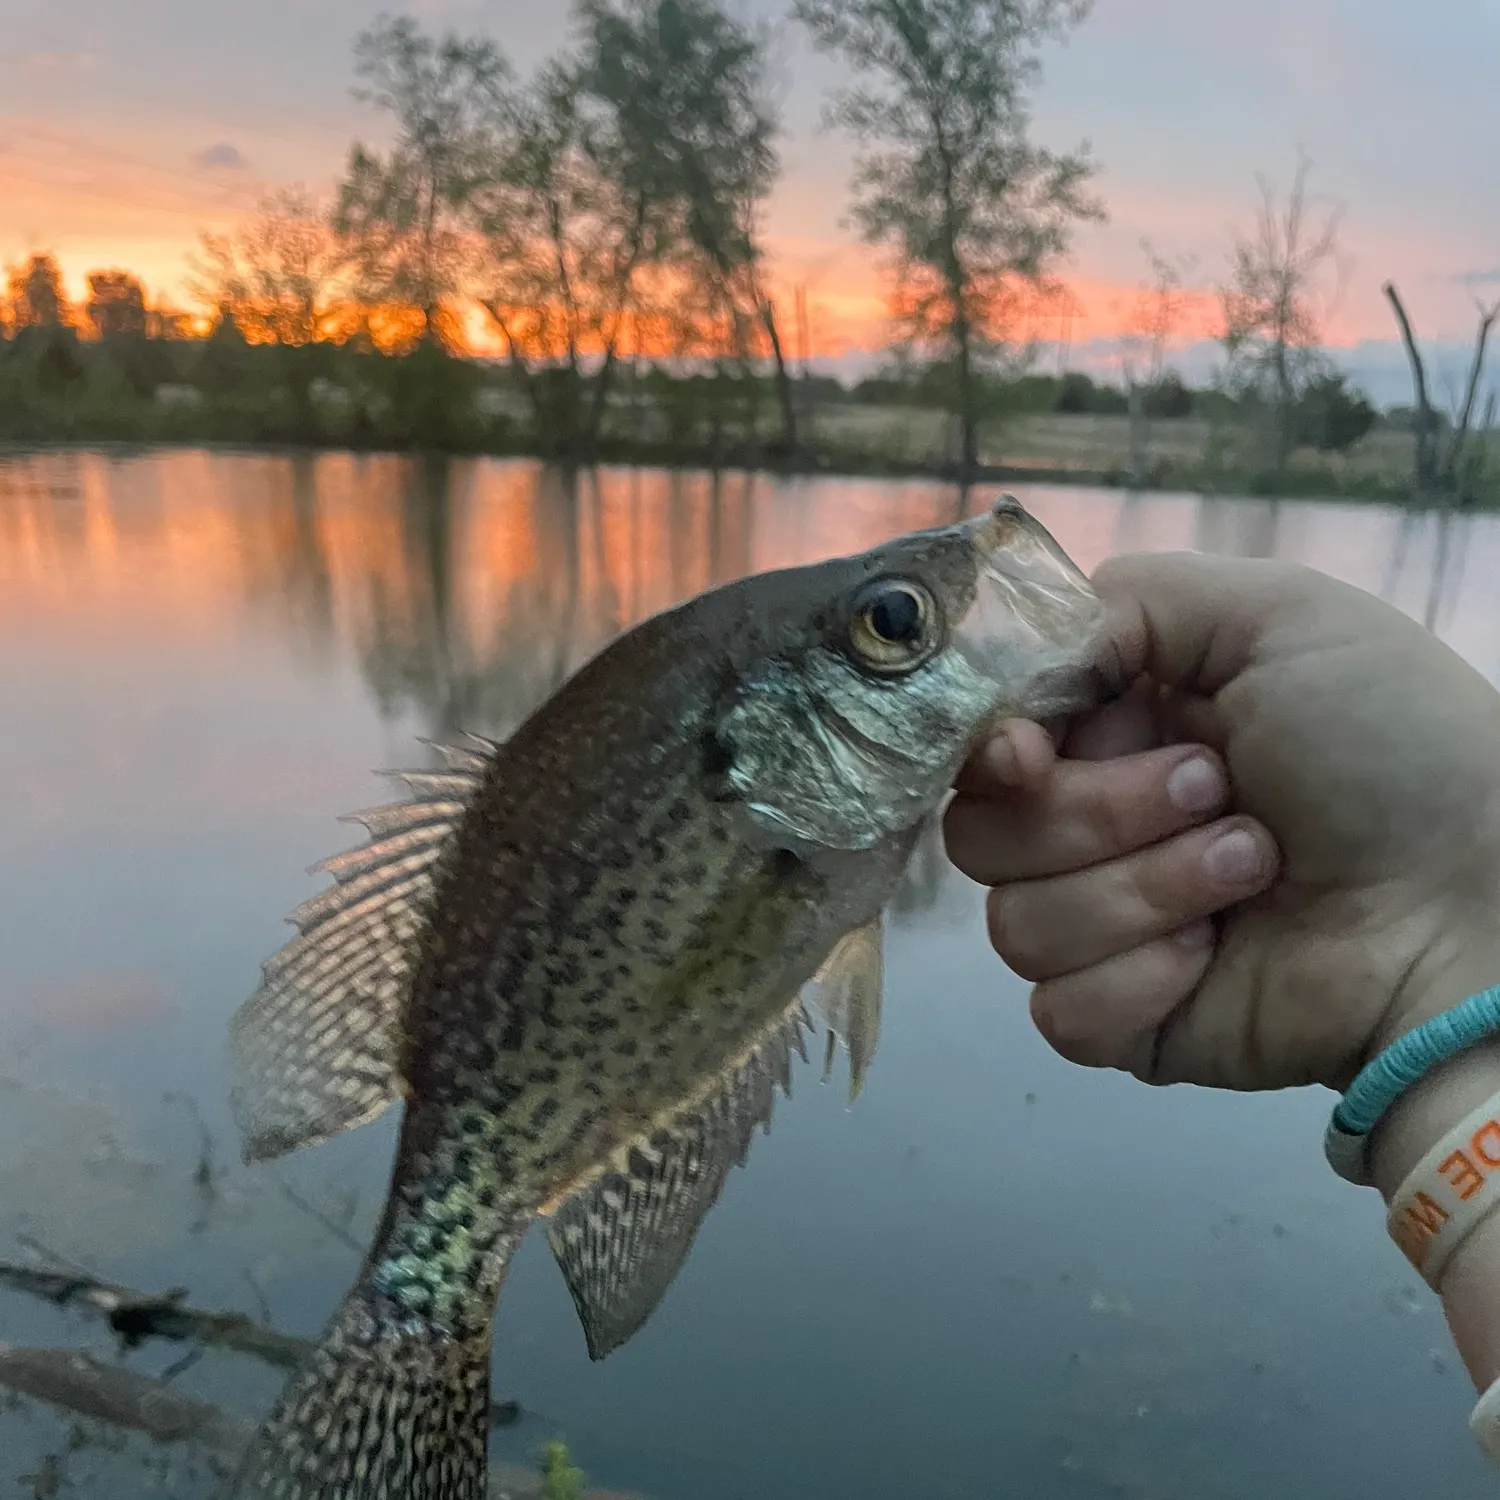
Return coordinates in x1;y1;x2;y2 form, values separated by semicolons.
191;188;354;346
1293;370;1375;453
1219;151;1344;471
1384;282;1499;503
85;270;148;339
578;0;796;452
337;14;509;347
6;254;70;329
1116;241;1195;480
792;0;1101;477
1143;371;1193;419
473;58;659;451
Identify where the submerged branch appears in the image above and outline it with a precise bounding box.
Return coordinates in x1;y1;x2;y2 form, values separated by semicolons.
0;1261;308;1371
0;1259;521;1424
0;1343;247;1452
0;1346;643;1499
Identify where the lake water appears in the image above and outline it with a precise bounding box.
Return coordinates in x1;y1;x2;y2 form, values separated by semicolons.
0;450;1496;1499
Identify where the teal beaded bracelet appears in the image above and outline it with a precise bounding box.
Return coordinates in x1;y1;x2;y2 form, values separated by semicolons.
1324;985;1500;1186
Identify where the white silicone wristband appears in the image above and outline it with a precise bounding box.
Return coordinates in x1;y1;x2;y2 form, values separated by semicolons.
1470;1371;1500;1470
1386;1088;1500;1290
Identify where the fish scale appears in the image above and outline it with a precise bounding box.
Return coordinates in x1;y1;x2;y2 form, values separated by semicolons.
225;497;1119;1499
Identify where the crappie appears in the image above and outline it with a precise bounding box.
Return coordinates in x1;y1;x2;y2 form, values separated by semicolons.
226;495;1119;1499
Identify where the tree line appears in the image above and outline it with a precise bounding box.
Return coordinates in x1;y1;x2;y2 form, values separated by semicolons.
0;0;1491;499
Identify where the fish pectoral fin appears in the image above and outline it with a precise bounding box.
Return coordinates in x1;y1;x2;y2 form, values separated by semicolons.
226;737;497;1164
545;1009;807;1362
803;915;884;1103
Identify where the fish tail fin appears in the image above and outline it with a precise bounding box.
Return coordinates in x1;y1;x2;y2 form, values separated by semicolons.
229;1273;493;1500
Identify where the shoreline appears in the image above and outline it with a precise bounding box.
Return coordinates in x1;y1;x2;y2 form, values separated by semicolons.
0;433;1468;511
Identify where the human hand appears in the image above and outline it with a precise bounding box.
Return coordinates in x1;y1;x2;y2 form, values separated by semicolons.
944;551;1500;1098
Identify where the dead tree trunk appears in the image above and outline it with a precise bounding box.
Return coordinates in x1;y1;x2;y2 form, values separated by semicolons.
1384;282;1440;499
1441;299;1500;496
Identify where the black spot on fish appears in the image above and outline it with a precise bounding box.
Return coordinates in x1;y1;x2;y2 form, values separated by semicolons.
585;1011;619;1035
702;732;734;777
531;1097;560;1130
552;955;585;987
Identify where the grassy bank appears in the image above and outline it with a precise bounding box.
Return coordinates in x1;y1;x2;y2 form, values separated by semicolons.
0;405;1455;507
0;340;1476;506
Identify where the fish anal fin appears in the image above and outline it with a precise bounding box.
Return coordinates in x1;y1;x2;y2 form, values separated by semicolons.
227;740;495;1164
545;1012;799;1361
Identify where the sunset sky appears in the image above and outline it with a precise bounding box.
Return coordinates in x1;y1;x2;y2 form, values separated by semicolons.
3;0;1498;402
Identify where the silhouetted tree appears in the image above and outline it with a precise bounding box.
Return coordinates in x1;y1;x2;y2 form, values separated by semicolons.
337;14;508;347
1220;152;1344;471
85;270;148;339
1143;372;1193;419
578;0;796;452
473;58;658;451
1293;371;1375;453
191;188;353;346
793;0;1101;477
6;254;70;329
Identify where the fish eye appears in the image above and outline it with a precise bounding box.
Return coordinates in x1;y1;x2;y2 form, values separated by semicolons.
847;580;939;674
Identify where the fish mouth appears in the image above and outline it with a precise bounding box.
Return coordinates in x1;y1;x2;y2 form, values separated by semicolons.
960;494;1129;718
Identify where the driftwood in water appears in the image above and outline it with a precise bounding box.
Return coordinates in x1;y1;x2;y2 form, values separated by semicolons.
0;1344;645;1500
0;1342;247;1451
0;1262;309;1370
0;1257;520;1426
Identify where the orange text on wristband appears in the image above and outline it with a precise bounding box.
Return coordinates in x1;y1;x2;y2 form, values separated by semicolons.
1387;1089;1500;1289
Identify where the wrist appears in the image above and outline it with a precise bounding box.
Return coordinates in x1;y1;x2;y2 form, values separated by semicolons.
1366;936;1500;1194
1365;953;1500;1396
1367;1040;1500;1200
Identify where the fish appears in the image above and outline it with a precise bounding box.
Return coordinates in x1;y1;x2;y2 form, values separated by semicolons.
224;494;1120;1500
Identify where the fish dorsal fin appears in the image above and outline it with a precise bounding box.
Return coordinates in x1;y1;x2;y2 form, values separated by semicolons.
803;915;884;1102
226;736;497;1164
546;1008;810;1361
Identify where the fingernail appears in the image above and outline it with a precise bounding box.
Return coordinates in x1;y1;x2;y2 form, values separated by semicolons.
1174;919;1215;950
1203;828;1265;885
1166;755;1224;815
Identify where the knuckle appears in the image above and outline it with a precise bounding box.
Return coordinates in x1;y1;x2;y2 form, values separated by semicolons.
1128;841;1212;932
941;797;997;880
1030;986;1110;1068
985;888;1050;982
1080;775;1135;859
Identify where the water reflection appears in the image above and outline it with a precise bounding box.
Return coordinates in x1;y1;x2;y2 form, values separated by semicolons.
0;452;1496;1500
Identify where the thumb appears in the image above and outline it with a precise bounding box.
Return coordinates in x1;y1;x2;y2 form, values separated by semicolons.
1092;551;1320;695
